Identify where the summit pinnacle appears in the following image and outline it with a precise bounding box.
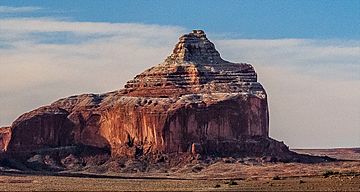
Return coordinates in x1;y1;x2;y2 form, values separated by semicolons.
166;30;223;64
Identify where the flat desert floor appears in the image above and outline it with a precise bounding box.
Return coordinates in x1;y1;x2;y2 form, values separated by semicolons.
0;148;359;191
0;171;359;191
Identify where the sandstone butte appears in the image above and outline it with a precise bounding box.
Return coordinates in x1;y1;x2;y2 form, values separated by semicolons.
0;30;314;161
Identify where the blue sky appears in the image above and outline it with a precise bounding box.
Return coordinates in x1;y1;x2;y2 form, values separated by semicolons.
0;1;359;148
1;0;359;39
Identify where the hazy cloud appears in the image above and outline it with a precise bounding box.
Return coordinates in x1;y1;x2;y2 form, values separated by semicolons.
0;17;359;148
0;6;42;13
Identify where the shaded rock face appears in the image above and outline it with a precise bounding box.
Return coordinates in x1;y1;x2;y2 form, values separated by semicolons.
4;30;271;158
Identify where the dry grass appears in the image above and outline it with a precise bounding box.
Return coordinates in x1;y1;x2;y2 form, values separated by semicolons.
166;161;360;180
0;173;359;191
0;148;359;191
0;175;217;191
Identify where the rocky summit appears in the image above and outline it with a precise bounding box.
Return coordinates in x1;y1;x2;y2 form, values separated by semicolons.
0;30;326;166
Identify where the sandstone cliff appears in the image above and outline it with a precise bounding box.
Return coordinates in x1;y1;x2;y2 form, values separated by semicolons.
0;127;10;152
4;30;275;158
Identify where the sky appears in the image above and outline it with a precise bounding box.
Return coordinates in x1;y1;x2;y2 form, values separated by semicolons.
0;1;359;148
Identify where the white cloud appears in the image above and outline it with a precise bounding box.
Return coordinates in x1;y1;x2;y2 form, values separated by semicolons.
0;17;359;148
0;6;42;13
0;18;184;39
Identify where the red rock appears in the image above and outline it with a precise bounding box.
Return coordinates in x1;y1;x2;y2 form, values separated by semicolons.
4;30;272;157
0;127;11;152
191;143;203;154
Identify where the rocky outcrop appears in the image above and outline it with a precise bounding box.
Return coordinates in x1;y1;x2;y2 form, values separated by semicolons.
4;30;274;159
0;127;11;152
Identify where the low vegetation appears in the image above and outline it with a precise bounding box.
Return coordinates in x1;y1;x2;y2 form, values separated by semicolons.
322;170;360;178
225;179;238;185
272;175;281;180
322;170;339;178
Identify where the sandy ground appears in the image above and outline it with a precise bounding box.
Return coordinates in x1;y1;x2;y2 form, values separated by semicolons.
0;148;359;191
0;173;359;191
0;160;359;191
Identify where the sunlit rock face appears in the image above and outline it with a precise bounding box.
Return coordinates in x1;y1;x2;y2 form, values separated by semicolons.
4;30;270;157
0;127;11;152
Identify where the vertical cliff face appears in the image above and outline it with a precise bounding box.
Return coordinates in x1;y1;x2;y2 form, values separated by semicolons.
4;30;271;157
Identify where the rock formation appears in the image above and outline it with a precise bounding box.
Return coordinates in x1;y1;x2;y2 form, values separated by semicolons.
0;127;10;152
1;30;294;161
